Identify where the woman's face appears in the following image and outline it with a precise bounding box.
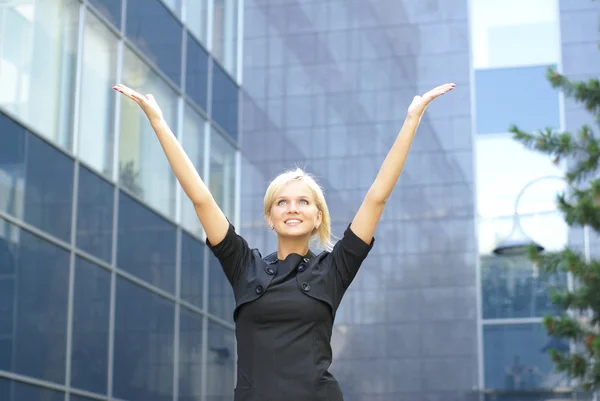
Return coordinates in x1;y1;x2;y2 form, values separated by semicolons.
267;180;322;239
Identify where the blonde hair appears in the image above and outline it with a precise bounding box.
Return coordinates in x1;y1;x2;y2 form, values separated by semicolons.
264;168;333;251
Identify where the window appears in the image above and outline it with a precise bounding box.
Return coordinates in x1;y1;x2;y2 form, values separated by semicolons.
0;0;79;149
212;0;238;76
118;46;178;218
211;61;239;140
0;114;74;242
113;277;175;401
208;252;235;323
475;135;568;254
180;104;206;236
209;128;237;221
161;0;182;17
76;166;115;263
184;0;208;45
481;254;567;319
117;192;177;293
474;66;560;135
126;0;183;86
483;324;569;389
206;321;235;400
470;0;559;69
0;219;70;384
0;379;64;401
89;0;122;29
178;307;204;401
71;257;111;395
78;10;119;178
180;232;205;308
186;33;209;111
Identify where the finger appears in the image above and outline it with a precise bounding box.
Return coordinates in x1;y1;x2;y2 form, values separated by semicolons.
424;83;455;100
113;84;144;100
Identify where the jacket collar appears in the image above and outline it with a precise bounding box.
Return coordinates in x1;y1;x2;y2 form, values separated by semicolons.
263;249;316;265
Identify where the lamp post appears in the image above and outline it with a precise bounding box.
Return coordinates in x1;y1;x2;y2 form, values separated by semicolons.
493;174;591;264
493;175;565;256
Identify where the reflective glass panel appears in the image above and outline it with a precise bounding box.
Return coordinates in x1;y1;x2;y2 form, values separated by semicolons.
71;256;111;395
113;277;175;401
212;0;238;76
470;0;559;69
206;321;235;401
78;10;119;177
76;165;114;263
178;307;204;401
117;192;177;293
0;114;74;242
0;0;79;149
126;0;183;85
0;219;69;384
483;323;570;389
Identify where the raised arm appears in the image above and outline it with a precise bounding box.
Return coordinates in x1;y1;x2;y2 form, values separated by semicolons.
350;83;455;244
113;84;229;246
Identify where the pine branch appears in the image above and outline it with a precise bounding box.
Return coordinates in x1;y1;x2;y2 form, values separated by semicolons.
547;67;600;120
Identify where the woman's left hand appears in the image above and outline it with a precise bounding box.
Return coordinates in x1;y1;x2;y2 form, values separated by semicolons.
407;83;455;118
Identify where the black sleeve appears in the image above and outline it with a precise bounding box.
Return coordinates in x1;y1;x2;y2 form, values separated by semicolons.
206;222;251;287
331;225;375;289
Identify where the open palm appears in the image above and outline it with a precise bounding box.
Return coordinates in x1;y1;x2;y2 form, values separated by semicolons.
113;84;164;122
407;83;455;117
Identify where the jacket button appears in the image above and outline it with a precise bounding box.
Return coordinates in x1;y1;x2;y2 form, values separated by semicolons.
303;258;309;263
265;267;276;275
300;282;311;292
255;285;264;295
297;264;306;272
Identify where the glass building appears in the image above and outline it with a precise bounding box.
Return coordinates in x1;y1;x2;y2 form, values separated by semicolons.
0;0;599;400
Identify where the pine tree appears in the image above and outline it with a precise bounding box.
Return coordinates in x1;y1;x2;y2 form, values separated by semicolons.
509;13;600;389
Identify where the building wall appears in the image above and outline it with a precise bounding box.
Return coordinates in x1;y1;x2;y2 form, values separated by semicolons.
240;0;478;400
0;0;241;401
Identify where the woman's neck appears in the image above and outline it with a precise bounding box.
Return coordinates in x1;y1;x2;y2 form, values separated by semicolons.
277;236;310;260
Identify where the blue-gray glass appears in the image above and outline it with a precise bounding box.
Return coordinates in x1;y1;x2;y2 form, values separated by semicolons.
117;192;176;293
89;0;122;28
0;219;69;384
186;32;209;111
211;61;238;140
208;251;234;322
0;379;64;401
71;256;111;395
483;324;568;390
206;321;234;401
76;165;114;263
475;65;560;135
126;0;183;86
0;113;74;242
481;256;567;319
178;307;204;401
113;277;175;401
71;395;102;401
181;232;205;308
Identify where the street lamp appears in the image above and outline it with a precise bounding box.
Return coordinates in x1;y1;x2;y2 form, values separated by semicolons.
492;175;565;256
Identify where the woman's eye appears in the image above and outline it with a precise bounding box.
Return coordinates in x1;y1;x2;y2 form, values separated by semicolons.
300;199;309;205
277;200;286;206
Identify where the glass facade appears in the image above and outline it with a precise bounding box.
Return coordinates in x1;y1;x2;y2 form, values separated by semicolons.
1;0;600;400
0;0;239;400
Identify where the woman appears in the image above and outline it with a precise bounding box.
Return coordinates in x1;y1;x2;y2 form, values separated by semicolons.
113;82;454;401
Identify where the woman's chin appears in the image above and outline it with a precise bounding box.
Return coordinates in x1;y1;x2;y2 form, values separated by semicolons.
279;225;311;238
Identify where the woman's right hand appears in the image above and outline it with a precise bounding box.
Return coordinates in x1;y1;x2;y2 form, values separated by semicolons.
113;84;164;123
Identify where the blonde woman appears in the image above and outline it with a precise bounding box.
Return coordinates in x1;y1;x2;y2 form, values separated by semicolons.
113;82;455;401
